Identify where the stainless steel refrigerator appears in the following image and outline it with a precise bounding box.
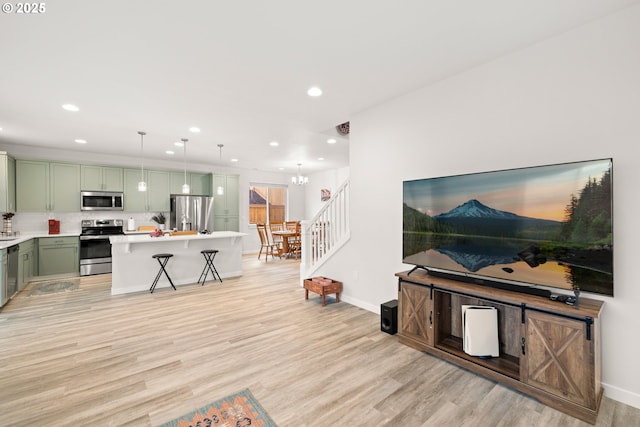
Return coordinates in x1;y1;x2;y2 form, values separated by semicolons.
169;194;214;233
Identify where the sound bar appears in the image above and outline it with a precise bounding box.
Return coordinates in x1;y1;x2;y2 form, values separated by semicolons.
426;268;551;298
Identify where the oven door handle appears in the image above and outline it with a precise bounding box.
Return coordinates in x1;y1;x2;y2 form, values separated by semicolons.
80;235;112;241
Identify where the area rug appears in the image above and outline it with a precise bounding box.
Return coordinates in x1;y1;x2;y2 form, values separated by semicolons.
157;389;277;427
28;279;80;296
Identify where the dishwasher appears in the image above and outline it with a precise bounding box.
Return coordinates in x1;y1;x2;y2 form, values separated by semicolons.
6;244;19;300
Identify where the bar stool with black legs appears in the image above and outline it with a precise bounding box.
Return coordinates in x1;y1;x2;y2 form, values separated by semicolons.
150;253;176;293
198;249;222;285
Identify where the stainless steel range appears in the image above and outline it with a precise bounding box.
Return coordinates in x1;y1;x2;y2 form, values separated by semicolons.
80;219;124;276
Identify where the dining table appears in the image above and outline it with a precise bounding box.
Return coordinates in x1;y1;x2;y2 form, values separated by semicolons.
271;229;300;257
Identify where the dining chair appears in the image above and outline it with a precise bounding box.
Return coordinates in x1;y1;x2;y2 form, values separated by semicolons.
256;223;280;261
285;221;298;232
269;222;285;250
288;221;302;258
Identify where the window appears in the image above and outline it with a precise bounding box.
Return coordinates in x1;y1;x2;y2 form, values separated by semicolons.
249;184;287;224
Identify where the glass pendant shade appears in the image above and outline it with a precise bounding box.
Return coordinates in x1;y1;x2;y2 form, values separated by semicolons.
181;138;190;194
138;131;147;192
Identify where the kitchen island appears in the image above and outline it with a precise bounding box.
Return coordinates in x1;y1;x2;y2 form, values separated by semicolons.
109;231;246;295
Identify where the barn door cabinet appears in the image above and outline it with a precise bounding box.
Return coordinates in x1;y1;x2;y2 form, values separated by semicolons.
396;270;603;424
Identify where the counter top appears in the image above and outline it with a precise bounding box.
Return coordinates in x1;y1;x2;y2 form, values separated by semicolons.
0;233;80;250
110;231;246;244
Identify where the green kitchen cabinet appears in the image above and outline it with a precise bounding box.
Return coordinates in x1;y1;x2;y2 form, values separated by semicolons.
1;248;6;307
16;160;80;212
148;170;170;212
81;165;123;191
170;171;188;195
170;171;211;196
212;174;239;231
0;152;16;213
213;216;240;232
16;160;48;212
18;238;35;290
124;168;147;212
190;172;212;196
124;168;170;212
37;236;79;277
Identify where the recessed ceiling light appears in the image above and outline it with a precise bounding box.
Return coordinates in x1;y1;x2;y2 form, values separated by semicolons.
327;138;337;144
318;157;325;161
62;104;79;112
174;141;184;147
307;86;323;97
278;167;285;171
74;139;87;144
189;126;200;133
166;150;175;155
269;141;279;147
231;158;239;162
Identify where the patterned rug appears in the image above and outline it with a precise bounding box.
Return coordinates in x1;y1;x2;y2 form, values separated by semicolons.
28;279;80;296
157;389;277;427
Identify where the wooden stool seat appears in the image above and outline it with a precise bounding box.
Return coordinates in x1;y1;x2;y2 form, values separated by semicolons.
150;253;176;293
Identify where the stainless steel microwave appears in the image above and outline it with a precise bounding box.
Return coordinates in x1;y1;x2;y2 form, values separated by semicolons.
80;191;124;211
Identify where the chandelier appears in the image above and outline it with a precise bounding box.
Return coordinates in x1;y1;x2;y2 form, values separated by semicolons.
291;163;308;185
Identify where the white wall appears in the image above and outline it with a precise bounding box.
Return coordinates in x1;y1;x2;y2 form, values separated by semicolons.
305;166;350;216
318;5;640;408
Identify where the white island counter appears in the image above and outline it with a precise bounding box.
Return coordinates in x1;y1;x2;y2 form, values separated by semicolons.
109;231;246;295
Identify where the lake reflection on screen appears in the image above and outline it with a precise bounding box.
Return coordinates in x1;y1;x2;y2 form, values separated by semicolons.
403;233;612;295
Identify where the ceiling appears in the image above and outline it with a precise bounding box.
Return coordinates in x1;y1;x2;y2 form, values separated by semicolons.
1;1;637;175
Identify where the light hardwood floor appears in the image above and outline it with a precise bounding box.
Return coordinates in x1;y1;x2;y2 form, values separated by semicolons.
1;255;638;426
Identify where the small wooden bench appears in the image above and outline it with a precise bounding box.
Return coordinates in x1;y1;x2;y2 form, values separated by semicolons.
304;277;342;306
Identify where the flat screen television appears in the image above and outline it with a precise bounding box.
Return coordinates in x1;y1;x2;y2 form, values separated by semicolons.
403;158;613;297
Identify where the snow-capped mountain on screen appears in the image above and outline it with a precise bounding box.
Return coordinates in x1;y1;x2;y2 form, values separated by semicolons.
434;199;521;220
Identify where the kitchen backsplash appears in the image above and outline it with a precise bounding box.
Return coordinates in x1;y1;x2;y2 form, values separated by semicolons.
6;212;167;234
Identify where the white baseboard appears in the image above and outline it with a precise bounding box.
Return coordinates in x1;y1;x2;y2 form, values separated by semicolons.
603;382;640;410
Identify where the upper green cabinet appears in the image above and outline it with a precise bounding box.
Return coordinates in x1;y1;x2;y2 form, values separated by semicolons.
170;171;212;196
0;152;16;212
81;165;123;191
213;174;239;217
16;161;80;212
124;168;170;212
12;156;214;214
213;174;239;231
190;172;212;196
148;170;170;212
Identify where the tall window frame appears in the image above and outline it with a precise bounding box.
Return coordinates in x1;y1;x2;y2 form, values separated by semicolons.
249;183;288;225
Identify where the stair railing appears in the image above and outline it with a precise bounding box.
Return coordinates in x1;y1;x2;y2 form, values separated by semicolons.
300;179;350;277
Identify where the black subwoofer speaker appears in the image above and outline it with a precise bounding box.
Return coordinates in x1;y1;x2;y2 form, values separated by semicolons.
381;299;398;335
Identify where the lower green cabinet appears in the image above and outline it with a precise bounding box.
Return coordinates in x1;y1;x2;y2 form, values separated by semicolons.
38;236;79;276
18;239;35;290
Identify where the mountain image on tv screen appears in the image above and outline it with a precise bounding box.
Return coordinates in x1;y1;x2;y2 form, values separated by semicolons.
402;158;613;296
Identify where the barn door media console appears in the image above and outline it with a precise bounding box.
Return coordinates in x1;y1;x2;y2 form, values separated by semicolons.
396;270;604;424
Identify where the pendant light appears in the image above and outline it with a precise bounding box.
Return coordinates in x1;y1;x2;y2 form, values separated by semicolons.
216;144;225;196
137;131;147;192
181;138;190;194
292;163;308;185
